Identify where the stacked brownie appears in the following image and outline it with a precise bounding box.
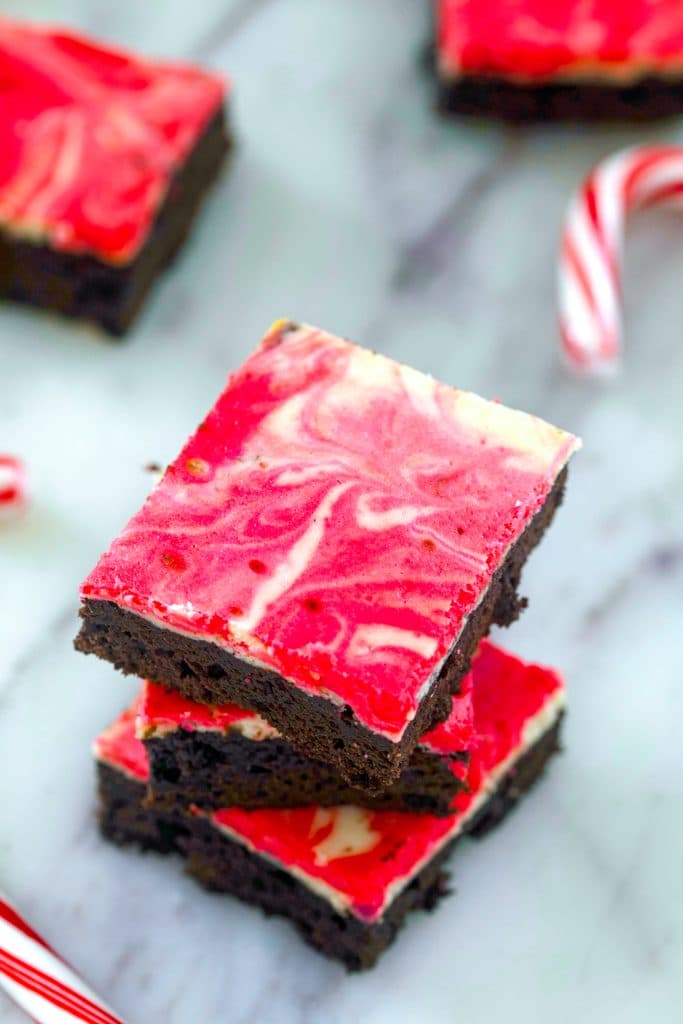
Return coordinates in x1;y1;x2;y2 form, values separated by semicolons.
77;319;580;969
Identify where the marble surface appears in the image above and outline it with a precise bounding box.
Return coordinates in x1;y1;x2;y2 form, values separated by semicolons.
1;2;682;1022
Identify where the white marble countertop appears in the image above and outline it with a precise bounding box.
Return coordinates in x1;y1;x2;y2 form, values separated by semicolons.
1;2;683;1022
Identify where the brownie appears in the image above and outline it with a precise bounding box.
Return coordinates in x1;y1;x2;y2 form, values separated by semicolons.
436;1;683;122
77;321;579;789
95;676;564;971
141;639;557;817
98;759;184;855
137;666;472;815
0;18;229;335
146;726;466;816
97;753;451;972
78;465;568;792
181;718;562;971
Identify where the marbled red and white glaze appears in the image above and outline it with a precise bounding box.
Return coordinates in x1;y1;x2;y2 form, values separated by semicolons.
95;640;565;921
438;0;683;80
0;17;225;263
82;322;578;740
208;640;564;920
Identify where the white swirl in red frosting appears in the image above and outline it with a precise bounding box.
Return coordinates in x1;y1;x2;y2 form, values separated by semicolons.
0;17;225;263
82;321;578;740
438;0;683;81
95;640;565;921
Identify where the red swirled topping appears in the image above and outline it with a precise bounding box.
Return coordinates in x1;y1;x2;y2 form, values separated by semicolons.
95;640;565;921
0;17;225;263
82;322;577;740
438;1;683;80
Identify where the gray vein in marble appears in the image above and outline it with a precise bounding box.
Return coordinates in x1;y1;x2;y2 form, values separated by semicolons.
189;0;278;60
576;798;671;979
0;603;75;699
579;540;683;638
389;135;523;294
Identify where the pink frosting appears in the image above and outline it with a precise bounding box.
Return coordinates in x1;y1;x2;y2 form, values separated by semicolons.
0;17;225;263
82;321;578;740
95;640;564;921
438;0;683;79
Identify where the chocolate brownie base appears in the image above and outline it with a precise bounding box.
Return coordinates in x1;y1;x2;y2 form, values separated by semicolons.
437;73;683;122
0;107;230;335
77;468;566;791
98;717;562;971
146;728;466;817
467;714;562;837
182;821;450;972
96;759;449;970
183;716;563;970
97;761;184;854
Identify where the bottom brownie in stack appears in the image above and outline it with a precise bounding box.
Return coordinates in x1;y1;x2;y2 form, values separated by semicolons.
93;642;565;971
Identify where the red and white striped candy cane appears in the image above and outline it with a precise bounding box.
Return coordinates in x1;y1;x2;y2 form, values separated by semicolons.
0;456;27;520
0;892;125;1024
559;144;683;374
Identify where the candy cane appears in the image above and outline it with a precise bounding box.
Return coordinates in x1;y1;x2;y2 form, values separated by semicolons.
559;144;683;374
0;456;27;520
0;892;125;1024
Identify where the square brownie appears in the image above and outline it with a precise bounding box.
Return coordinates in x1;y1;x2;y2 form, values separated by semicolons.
0;17;229;334
77;320;579;788
140;655;473;816
436;1;683;121
140;640;553;817
94;645;565;970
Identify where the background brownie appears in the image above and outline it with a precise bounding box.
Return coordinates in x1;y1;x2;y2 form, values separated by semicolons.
0;18;229;334
436;1;683;121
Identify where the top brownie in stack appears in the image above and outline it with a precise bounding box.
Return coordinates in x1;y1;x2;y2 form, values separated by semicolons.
76;319;579;789
436;0;683;121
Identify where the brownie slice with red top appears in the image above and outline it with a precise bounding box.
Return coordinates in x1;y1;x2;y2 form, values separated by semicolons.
94;639;566;970
436;0;683;121
77;320;579;789
0;17;229;334
137;652;474;815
